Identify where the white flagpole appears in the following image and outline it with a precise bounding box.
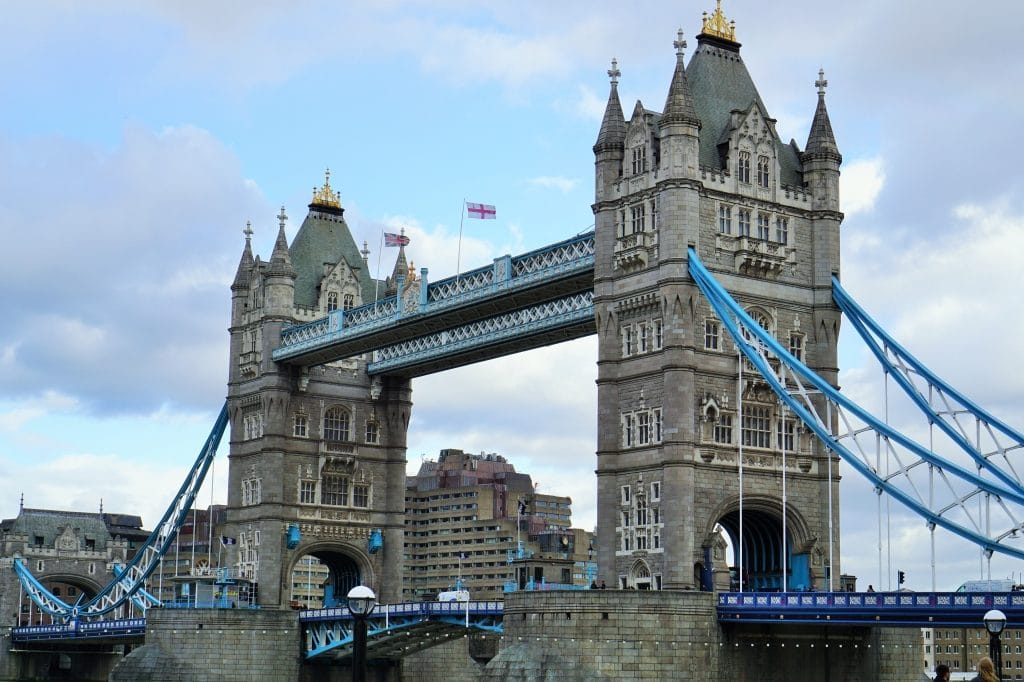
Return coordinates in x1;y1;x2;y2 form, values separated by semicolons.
374;232;384;302
456;198;466;277
737;348;744;592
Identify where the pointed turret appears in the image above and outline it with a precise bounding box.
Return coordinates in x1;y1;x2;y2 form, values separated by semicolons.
232;222;255;291
264;206;296;318
803;69;842;164
661;29;700;128
594;58;626;154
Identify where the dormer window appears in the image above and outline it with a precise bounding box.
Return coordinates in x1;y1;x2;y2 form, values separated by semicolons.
737;151;751;184
343;294;354;311
757;155;770;188
327;292;339;312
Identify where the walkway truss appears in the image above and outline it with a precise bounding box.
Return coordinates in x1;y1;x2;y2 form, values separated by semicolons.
13;404;229;620
689;249;1024;561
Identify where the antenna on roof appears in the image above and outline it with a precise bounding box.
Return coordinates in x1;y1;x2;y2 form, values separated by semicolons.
99;498;104;514
19;492;24;512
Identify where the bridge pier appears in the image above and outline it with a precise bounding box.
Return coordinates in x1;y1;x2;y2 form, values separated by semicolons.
482;591;920;681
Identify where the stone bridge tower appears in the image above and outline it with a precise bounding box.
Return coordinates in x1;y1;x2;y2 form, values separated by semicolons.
222;173;411;607
592;6;843;591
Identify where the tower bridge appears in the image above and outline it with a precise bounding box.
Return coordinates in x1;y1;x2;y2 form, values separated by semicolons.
3;3;1022;681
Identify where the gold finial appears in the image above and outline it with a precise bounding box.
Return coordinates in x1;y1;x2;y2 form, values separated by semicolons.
701;0;736;42
310;167;342;208
407;260;417;281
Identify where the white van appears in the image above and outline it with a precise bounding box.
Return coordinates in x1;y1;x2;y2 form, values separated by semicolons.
955;579;1017;592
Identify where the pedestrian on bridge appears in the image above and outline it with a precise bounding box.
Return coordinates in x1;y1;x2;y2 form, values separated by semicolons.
933;663;950;682
970;656;997;682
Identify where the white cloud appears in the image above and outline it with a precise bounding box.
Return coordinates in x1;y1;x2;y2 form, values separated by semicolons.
527;176;579;193
840;157;885;217
574;84;606;121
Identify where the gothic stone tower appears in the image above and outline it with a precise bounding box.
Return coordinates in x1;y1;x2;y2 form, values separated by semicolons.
223;173;411;606
592;7;842;591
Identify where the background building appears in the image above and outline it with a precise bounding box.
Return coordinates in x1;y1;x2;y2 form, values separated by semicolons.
404;449;593;601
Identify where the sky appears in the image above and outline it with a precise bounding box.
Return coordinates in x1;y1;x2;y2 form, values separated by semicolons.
2;0;1024;594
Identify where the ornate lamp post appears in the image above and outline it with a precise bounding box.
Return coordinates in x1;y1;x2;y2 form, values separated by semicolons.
347;585;377;682
984;609;1007;681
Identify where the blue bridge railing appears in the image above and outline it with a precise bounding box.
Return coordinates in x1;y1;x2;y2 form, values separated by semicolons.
718;591;1024;627
13;617;147;643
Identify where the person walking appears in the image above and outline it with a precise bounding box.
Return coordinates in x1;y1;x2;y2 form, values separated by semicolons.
970;656;997;682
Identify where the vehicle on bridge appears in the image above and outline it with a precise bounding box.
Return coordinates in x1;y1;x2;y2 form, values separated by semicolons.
956;579;1020;592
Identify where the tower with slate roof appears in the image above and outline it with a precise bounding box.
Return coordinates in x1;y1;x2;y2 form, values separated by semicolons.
592;2;843;591
223;171;410;606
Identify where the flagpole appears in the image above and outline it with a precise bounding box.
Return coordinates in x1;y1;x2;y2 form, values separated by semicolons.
374;232;384;303
456;198;465;278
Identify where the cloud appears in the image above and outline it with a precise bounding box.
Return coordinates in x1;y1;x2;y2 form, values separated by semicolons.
0;124;269;415
526;176;579;193
840;157;884;217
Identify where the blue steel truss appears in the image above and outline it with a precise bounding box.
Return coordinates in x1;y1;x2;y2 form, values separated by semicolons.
688;250;1024;559
301;601;504;660
273;232;595;364
833;278;1024;490
13;403;229;620
718;591;1024;627
367;291;594;375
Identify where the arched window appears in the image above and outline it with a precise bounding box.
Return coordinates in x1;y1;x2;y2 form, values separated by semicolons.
343;294;354;311
324;407;350;442
327;292;339;312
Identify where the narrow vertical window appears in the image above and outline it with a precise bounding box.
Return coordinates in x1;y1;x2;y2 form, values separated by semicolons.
653;408;662;443
653;319;664;350
293;414;308;438
630;204;646;233
623;326;635;356
757;155;770;187
775;217;789;244
343;294;354;310
714;414;733;444
650;196;659;232
757;213;770;240
365;420;379;444
718;204;732;234
327;292;339;312
789;333;804;362
638;411;651;445
737;151;751;184
738;209;751;237
639;323;649;353
623;414;636;447
704;320;719;350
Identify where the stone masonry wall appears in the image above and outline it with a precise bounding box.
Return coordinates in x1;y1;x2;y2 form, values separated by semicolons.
110;608;300;682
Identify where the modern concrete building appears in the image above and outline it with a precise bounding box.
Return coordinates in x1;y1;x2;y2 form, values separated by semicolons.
404;449;593;601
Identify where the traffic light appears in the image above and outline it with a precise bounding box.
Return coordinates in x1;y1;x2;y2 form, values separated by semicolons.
898;570;906;585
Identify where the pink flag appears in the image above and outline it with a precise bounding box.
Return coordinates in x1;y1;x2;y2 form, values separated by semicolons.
466;202;496;219
384;232;410;247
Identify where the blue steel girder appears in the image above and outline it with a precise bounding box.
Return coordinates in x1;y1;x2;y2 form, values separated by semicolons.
12;404;229;620
833;277;1024;490
367;291;594;377
687;250;1024;560
273;232;595;368
301;601;504;661
718;591;1024;628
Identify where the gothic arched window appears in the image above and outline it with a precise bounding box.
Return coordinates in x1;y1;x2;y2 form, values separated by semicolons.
327;292;339;312
323;407;350;442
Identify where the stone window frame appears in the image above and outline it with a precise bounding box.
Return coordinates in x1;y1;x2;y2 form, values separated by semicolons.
775;216;789;244
738;208;751;237
293;414;308;438
704;318;720;350
653;319;664;350
629;203;646;234
321;473;350;507
242;475;262;506
242;407;263;441
622;325;635;356
365;419;380;444
353;483;370;508
299;479;317;505
737;151;751;184
343;293;355;311
714;412;734;444
741;403;773;449
323;405;351;443
631;144;648;175
776;415;796;451
757;154;770;188
622;408;663;448
718;203;732;234
789;332;804;362
621;485;631;505
327;292;339;312
756;212;770;240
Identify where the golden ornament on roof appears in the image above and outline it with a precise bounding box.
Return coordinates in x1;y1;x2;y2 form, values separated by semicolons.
701;0;737;42
311;167;342;208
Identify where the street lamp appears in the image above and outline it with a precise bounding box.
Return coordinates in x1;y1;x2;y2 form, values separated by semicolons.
984;609;1007;681
347;585;377;682
586;540;596;587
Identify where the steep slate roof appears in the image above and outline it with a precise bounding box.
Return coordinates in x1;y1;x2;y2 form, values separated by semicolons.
685;34;803;186
5;509;113;548
289;205;377;308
